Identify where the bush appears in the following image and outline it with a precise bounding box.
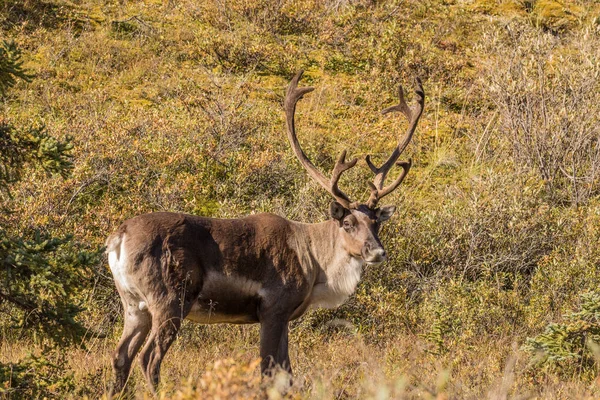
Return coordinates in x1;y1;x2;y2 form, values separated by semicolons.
524;292;600;376
482;23;600;205
0;350;74;399
0;41;32;96
0;41;101;396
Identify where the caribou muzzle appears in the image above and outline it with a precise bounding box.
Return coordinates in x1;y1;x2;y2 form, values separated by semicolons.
362;242;387;266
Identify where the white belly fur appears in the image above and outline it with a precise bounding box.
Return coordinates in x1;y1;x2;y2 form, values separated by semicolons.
187;271;263;323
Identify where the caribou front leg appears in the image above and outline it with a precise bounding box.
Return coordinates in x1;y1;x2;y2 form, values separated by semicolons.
259;313;292;376
277;323;291;374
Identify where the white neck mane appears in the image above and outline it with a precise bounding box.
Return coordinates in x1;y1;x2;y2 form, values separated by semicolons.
310;243;365;309
290;220;366;309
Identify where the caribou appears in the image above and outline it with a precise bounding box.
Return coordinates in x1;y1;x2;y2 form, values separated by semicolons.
106;71;424;394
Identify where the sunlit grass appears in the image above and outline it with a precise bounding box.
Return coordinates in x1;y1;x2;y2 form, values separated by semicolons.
2;0;600;397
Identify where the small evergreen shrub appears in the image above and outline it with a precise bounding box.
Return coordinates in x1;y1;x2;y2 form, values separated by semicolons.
0;350;74;399
524;292;600;373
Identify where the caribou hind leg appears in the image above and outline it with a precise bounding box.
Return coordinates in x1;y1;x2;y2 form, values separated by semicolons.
138;302;190;394
110;301;151;396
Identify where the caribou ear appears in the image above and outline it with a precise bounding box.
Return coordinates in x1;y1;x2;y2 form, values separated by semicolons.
329;201;346;221
376;205;396;222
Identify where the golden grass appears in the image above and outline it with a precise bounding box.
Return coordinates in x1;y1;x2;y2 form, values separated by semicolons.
4;322;600;399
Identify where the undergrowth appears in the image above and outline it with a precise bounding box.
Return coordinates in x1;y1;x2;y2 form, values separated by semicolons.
1;0;600;398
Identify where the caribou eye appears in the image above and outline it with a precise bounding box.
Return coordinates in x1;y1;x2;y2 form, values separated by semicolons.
343;220;352;230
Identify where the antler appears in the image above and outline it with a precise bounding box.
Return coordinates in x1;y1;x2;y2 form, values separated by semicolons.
365;78;424;208
285;71;358;209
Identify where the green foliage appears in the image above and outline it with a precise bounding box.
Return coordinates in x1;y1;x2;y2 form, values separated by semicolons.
0;40;101;396
422;309;452;356
0;122;73;196
0;349;74;399
524;292;600;373
0;231;99;345
0;41;32;96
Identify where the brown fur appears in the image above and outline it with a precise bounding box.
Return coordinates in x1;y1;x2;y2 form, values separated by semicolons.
107;207;392;395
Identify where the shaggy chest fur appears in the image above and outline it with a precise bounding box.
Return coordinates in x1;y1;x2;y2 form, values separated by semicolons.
309;255;364;309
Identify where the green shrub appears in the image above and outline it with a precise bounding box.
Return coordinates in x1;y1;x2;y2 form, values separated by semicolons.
0;122;73;194
0;350;74;399
524;292;600;375
0;40;101;396
0;41;32;96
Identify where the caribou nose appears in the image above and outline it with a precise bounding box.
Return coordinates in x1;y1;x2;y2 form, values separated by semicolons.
363;244;387;264
370;247;387;261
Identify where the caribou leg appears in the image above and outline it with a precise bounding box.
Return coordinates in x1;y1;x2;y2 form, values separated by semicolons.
138;303;186;394
110;302;151;396
277;323;291;374
259;313;292;376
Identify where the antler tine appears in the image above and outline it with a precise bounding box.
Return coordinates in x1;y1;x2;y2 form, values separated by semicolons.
331;150;358;209
366;160;412;209
365;78;424;207
285;71;357;209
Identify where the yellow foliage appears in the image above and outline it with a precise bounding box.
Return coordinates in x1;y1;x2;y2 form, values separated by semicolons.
159;359;264;400
533;0;584;31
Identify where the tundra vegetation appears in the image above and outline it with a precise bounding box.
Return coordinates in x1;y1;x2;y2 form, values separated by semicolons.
0;0;599;398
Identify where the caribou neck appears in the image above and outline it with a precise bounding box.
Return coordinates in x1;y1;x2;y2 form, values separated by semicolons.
291;219;364;309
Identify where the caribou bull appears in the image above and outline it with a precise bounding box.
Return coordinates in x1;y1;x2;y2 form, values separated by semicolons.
107;71;424;394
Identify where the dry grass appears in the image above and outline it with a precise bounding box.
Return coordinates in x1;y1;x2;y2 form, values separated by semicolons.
4;324;600;399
